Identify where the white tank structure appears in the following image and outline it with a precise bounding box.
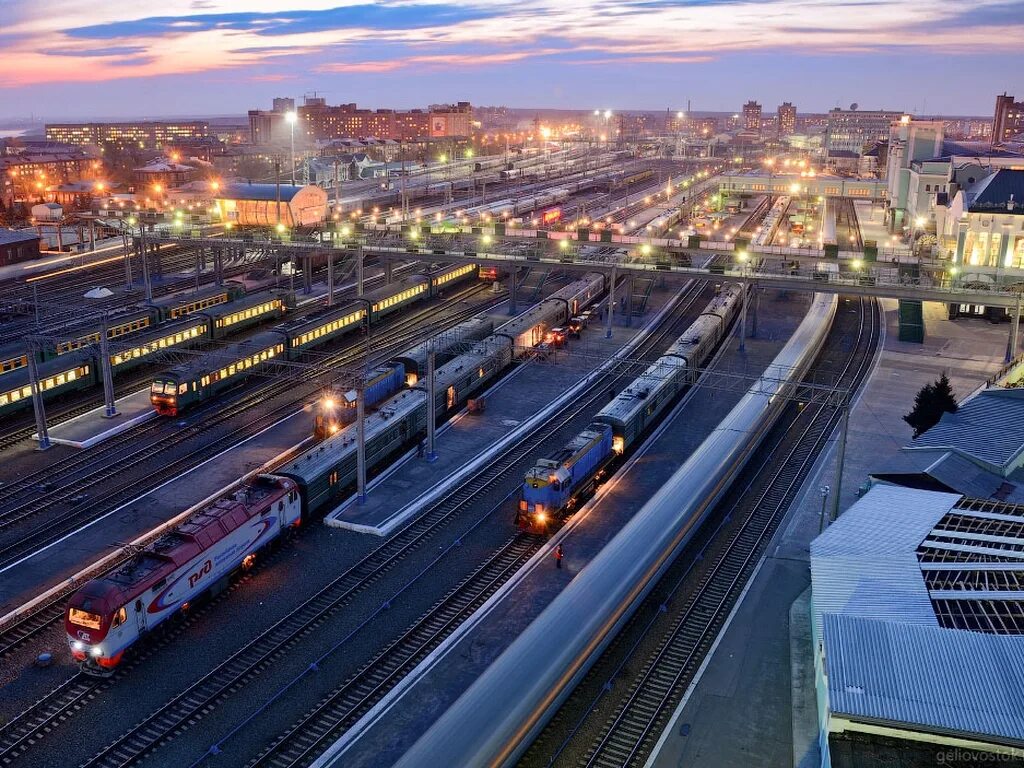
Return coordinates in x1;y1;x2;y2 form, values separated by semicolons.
388;293;838;768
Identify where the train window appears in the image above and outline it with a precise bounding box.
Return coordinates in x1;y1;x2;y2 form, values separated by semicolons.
178;384;187;395
329;470;338;486
68;608;102;629
151;382;166;394
278;501;284;512
152;578;166;592
111;606;127;628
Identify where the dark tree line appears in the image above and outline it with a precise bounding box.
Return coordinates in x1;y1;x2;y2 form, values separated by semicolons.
904;373;958;438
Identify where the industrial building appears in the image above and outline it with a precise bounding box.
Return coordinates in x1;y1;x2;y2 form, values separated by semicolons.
214;182;327;228
810;485;1024;767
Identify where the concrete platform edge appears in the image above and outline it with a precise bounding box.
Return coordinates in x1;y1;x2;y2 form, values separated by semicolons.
0;424;313;632
324;283;690;536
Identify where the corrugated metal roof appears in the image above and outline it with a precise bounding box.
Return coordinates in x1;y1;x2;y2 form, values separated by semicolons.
810;486;958;637
908;388;1024;471
824;614;1024;745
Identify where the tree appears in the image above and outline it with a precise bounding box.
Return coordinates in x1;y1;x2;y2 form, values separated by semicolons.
904;373;958;438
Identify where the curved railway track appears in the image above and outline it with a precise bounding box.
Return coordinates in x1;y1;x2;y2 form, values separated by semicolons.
0;287;499;658
525;296;880;768
68;275;714;768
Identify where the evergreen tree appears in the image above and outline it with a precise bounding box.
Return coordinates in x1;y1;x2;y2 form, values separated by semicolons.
904;373;958;438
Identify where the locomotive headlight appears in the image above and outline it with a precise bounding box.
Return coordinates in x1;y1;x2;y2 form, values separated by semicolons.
90;647;103;657
536;512;547;524
72;641;85;651
323;398;335;410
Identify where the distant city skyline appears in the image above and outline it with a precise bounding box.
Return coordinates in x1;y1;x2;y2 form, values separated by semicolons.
1;0;1022;121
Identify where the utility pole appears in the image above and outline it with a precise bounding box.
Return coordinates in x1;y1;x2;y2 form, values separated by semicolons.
356;381;367;504
99;313;117;418
830;403;850;523
356;243;364;297
327;247;334;307
27;341;51;450
425;344;438;462
140;228;153;302
605;266;616;339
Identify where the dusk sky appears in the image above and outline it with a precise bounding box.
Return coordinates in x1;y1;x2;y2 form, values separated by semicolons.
2;0;1023;120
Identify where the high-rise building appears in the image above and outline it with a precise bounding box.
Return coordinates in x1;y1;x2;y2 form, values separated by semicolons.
825;108;903;155
742;101;762;134
45;121;209;151
777;102;797;137
272;97;295;114
993;92;1024;145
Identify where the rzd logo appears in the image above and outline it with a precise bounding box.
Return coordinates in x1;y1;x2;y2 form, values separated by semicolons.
188;559;213;589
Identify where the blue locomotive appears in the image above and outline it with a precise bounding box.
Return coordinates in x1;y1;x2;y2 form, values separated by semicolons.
517;283;744;534
518;424;615;532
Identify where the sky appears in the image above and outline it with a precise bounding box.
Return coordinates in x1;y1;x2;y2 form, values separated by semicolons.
1;0;1023;120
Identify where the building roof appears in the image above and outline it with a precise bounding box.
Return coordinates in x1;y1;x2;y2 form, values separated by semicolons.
964;169;1024;214
812;485;1024;636
216;182;307;203
824;613;1024;745
813;485;1024;749
938;139;1024;160
907;388;1024;471
134;160;195;174
0;229;40;246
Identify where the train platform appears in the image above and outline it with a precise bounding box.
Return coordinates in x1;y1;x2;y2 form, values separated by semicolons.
645;298;1009;768
327;283;682;535
39;389;155;449
0;407;315;618
312;287;813;768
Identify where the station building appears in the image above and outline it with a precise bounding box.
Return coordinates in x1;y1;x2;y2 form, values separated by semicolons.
937;168;1024;272
810;485;1024;767
214;182;327;228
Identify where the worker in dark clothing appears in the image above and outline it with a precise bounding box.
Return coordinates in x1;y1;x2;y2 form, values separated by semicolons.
555;543;564;569
608;387;616;402
417;440;425;458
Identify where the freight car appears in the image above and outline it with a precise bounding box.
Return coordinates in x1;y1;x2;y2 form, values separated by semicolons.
66;475;301;675
517;283;744;533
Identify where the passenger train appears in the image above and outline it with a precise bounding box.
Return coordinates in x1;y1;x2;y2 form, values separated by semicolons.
0;283;261;418
517;283;745;534
313;316;496;438
65;274;607;674
149;263;478;417
390;294;838;768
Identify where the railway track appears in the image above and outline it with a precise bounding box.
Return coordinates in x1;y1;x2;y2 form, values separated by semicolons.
70;276;715;768
0;260;405;452
0;289;500;657
0;287;493;551
528;296;880;768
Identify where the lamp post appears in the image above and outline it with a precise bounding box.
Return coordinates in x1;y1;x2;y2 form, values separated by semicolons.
285;110;298;186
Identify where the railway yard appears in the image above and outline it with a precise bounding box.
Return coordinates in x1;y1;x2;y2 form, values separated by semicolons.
0;151;1013;768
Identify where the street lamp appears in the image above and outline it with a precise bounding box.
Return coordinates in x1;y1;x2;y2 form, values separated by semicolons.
285;110;298;186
